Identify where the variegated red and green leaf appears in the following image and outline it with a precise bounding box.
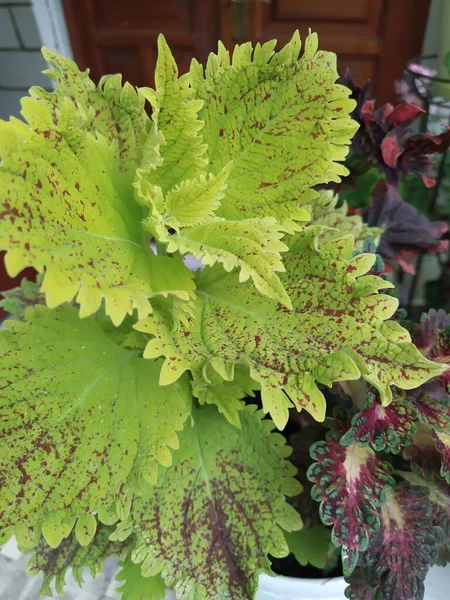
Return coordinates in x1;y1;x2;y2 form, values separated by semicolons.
397;471;450;567
344;569;374;600
307;414;394;575
413;309;450;392
410;384;450;431
341;388;416;453
356;483;440;600
404;424;450;485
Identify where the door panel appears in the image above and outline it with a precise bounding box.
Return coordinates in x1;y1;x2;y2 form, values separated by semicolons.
62;0;221;86
248;0;431;104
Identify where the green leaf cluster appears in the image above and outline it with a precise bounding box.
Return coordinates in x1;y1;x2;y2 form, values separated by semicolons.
0;31;446;600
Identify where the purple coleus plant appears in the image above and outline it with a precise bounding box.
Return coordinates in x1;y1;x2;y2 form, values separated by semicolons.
298;306;450;600
343;70;450;188
340;72;450;277
365;181;449;275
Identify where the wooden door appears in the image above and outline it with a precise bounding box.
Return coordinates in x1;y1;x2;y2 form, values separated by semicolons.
248;0;431;104
62;0;430;102
0;0;431;304
62;0;224;86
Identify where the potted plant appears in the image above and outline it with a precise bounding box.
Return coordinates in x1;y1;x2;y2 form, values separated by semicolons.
0;32;449;600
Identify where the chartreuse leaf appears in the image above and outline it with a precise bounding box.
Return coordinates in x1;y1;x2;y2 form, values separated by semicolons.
0;305;191;546
341;388;417;454
116;557;166;600
27;524;128;596
0;93;194;326
32;48;148;175
311;191;382;250
137;227;444;429
192;365;258;428
190;31;358;231
136;39;291;308
307;414;395;575
285;525;334;570
157;216;292;307
111;405;302;600
139;35;208;194
350;483;440;600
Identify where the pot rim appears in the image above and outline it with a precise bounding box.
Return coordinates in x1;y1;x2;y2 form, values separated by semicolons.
258;572;346;596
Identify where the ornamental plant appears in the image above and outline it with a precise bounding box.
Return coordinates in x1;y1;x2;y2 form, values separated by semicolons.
0;33;449;600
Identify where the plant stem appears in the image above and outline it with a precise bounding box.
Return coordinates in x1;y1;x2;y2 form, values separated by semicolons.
156;241;167;256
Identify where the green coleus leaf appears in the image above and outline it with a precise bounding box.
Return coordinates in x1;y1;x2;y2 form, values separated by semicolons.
137;227;444;429
33;48;148;176
154;216;292;307
354;483;440;600
111;405;302;600
136;39;292;307
139;35;207;194
307;414;395;575
311;191;382;250
190;31;358;231
0;275;43;319
0;305;191;546
116;557;166;600
192;365;258;428
340;388;417;454
285;525;334;570
0;93;194;326
27;524;128;597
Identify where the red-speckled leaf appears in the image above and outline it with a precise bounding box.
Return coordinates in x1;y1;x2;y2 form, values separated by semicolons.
357;483;440;600
111;405;302;600
341;388;417;453
307;413;395;575
27;524;128;596
32;48;148;176
0;94;195;326
138;227;444;429
0;305;191;547
190;32;357;232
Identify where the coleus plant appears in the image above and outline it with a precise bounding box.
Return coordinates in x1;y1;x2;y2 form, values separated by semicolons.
0;32;448;600
337;72;450;279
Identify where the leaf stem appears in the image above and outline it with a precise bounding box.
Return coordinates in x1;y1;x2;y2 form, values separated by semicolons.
156;241;167;256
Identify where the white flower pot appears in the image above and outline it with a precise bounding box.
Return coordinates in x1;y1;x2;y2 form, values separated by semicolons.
163;564;450;600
